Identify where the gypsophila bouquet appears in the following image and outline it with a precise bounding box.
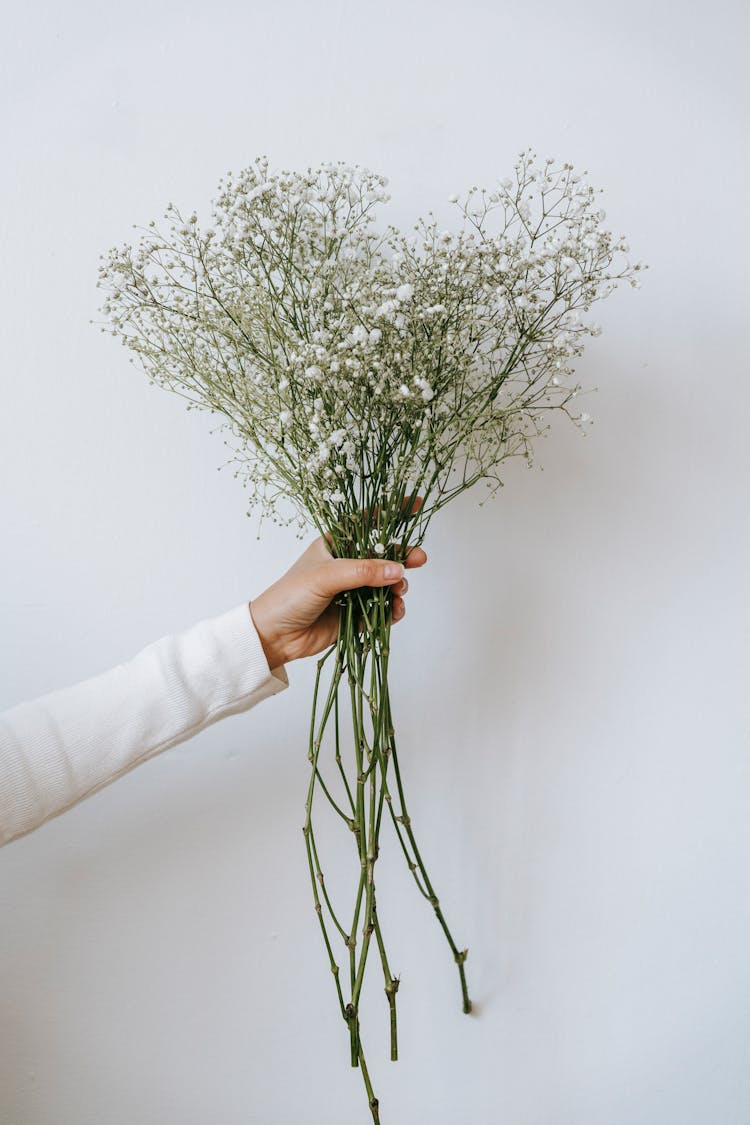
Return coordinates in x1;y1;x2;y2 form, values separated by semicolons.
97;150;644;1121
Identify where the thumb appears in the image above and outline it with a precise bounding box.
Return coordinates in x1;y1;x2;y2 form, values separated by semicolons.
313;558;405;600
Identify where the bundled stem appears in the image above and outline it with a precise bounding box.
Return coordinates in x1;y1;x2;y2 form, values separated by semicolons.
304;582;471;1120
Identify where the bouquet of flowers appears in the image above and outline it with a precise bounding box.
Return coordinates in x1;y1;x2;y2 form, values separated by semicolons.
97;150;643;1121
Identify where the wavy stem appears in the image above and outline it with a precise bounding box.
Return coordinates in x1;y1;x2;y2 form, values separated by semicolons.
304;580;470;1122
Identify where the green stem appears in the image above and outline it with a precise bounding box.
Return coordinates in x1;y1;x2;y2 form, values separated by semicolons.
303;654;346;1018
373;905;399;1061
382;671;473;1014
357;1038;380;1123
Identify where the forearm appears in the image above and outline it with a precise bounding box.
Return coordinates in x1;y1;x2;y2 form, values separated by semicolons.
0;603;288;847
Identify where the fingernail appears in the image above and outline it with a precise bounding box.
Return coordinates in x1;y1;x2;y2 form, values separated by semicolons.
384;562;404;580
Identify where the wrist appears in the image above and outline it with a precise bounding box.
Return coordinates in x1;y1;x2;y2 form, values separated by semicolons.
248;600;286;671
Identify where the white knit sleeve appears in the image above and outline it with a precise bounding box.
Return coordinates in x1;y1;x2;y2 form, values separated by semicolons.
0;603;289;846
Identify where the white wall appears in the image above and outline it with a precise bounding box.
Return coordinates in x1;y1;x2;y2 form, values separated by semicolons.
1;1;749;1122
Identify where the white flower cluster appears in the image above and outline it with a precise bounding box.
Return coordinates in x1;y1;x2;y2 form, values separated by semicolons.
97;150;644;551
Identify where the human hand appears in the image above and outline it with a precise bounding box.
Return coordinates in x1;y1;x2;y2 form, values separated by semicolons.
248;535;427;670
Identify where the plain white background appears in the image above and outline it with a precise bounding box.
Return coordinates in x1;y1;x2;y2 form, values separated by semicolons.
1;1;748;1122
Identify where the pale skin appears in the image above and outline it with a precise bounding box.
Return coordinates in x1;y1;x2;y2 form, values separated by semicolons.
249;537;427;671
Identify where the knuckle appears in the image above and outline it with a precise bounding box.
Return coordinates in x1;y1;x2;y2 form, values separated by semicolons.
355;559;376;583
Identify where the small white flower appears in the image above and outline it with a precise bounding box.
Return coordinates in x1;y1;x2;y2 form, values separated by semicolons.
369;327;382;344
373;543;385;555
448;193;459;203
395;283;414;302
305;365;323;380
399;383;411;396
